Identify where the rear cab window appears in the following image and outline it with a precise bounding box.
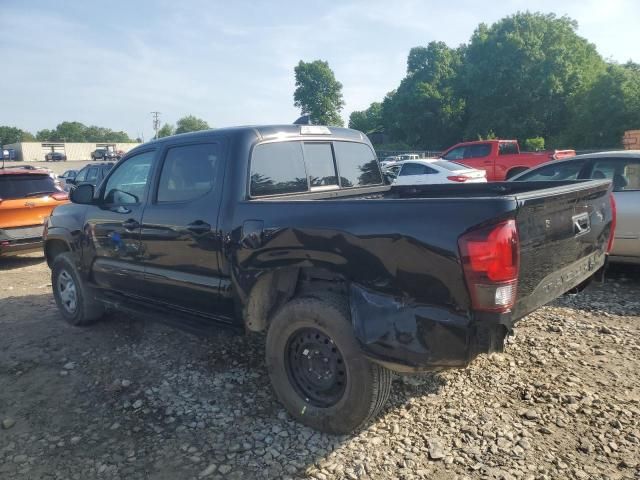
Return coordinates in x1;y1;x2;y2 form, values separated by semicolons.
249;140;382;197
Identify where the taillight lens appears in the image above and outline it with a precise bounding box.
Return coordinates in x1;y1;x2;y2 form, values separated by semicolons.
51;192;68;201
607;194;617;253
458;220;519;312
447;175;469;182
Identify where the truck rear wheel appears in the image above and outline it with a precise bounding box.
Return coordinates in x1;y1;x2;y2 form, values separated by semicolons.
265;294;392;434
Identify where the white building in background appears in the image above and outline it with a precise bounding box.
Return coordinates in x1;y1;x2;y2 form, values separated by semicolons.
3;141;141;162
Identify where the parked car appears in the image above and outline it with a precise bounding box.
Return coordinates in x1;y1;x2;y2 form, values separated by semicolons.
91;148;119;161
440;140;576;181
0;167;68;256
58;169;78;191
66;163;114;189
45;151;67;162
393;159;487;185
44;125;613;434
511;151;640;264
379;155;400;169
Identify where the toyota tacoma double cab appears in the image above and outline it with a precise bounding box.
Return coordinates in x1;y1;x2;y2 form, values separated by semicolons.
440;139;576;181
43;125;614;433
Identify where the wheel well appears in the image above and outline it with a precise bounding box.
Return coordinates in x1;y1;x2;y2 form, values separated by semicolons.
243;267;347;332
45;239;70;267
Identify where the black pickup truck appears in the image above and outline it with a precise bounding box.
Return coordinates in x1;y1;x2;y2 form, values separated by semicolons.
43;125;614;433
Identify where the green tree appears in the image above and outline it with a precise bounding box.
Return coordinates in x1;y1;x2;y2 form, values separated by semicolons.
461;12;605;142
294;60;345;126
35;122;133;143
523;137;545;151
381;42;466;149
564;63;640;148
0;126;35;145
157;123;175;138
174;115;210;135
348;102;382;133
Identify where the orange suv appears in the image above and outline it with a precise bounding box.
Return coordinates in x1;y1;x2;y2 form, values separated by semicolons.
0;167;69;256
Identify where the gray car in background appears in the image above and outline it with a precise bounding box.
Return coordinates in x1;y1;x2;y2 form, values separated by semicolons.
511;151;640;264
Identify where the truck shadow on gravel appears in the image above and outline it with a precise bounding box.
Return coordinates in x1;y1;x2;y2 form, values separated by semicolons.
0;255;45;271
0;293;448;479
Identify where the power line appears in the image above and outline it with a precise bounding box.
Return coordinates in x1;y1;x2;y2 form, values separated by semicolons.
151;111;161;139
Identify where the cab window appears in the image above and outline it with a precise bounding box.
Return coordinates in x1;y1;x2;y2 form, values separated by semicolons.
512;160;587;181
102;151;155;204
590;158;640;191
157;144;219;202
399;163;437;176
250;142;308;197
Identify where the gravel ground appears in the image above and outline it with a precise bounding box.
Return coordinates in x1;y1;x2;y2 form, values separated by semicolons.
0;254;638;480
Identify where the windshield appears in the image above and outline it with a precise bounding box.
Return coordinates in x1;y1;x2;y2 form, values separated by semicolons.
0;174;57;199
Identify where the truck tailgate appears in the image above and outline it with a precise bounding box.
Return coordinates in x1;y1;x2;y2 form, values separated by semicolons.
512;179;612;318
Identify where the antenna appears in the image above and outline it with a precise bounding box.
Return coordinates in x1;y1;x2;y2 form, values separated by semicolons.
151;111;161;139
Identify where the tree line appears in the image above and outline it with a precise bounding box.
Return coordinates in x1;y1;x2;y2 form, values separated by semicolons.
295;13;640;150
0;114;212;147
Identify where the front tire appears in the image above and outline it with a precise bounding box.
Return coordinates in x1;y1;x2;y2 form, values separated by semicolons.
266;294;392;434
52;252;105;326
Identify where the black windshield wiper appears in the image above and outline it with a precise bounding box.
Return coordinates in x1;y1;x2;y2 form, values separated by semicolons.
23;191;56;197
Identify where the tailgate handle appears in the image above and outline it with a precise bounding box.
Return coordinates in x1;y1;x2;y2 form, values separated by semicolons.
573;213;590;236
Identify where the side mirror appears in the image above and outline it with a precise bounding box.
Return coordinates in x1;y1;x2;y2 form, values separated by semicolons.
70;184;95;204
66;178;76;185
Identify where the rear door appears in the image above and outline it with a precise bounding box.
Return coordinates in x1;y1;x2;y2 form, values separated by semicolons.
586;157;640;258
138;140;227;315
86;150;157;294
512;180;612;317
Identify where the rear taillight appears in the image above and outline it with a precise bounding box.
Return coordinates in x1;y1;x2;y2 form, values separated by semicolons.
447;175;470;182
607;194;617;253
51;192;68;201
458;220;519;312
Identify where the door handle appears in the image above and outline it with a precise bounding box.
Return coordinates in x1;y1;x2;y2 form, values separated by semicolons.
187;220;211;234
483;161;492;165
122;219;140;231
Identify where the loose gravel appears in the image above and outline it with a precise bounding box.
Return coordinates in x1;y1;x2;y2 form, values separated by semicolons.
1;254;638;480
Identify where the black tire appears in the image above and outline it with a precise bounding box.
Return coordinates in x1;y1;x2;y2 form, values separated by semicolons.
506;167;528;179
51;252;105;326
266;294;392;434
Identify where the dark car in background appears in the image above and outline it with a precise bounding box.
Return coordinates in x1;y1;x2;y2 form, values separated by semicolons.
45;151;67;162
66;163;114;189
511;151;640;264
91;148;119;161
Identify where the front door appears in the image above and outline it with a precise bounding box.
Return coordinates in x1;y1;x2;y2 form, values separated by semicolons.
86;150;157;295
139;140;227;315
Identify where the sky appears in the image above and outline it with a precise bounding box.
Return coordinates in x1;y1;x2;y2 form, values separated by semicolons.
1;0;638;141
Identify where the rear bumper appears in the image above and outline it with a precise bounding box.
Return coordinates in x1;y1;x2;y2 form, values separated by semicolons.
350;253;604;373
350;284;511;373
0;226;44;256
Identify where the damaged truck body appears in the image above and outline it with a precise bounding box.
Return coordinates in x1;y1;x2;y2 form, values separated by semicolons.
43;125;615;433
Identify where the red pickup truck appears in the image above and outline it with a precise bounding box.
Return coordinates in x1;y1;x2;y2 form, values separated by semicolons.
440;140;575;181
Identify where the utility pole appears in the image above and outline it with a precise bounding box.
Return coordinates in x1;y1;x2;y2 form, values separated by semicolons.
151;111;161;139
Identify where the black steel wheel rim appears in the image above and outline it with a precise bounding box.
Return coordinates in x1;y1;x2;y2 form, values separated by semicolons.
285;327;347;407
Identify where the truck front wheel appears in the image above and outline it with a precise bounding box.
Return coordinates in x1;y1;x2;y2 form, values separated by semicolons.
266;294;392;434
